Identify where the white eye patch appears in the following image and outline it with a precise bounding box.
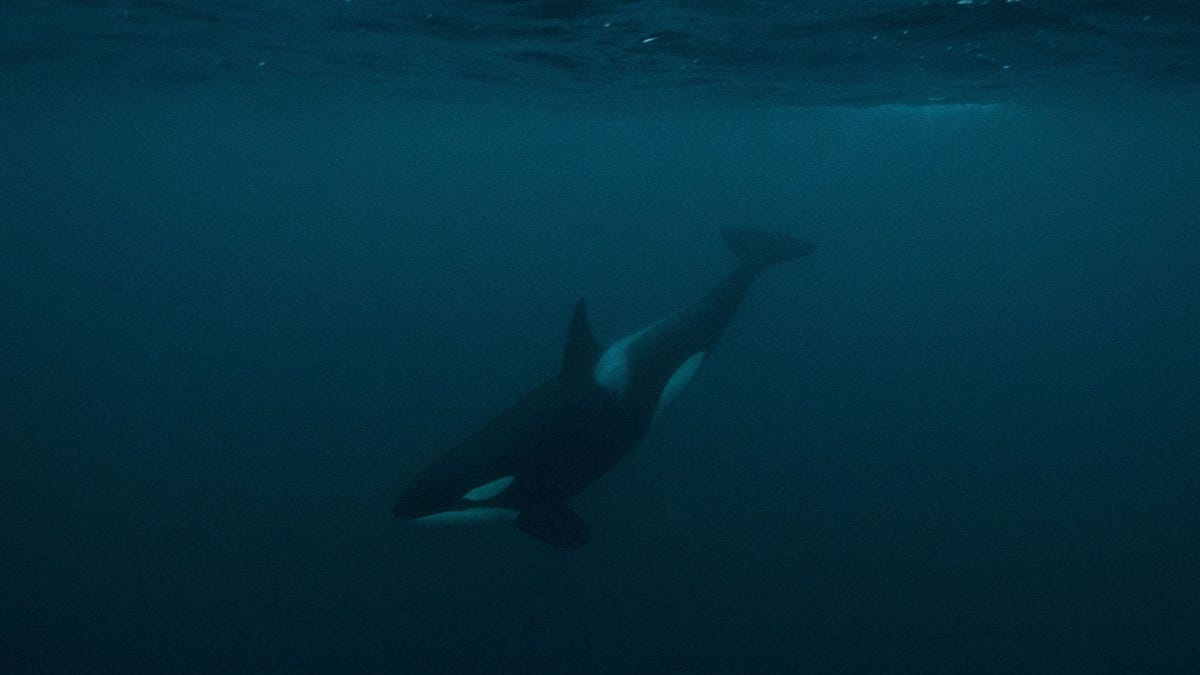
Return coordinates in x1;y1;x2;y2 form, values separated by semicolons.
461;475;515;502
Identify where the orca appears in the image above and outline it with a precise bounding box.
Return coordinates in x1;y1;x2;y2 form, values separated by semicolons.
393;229;815;547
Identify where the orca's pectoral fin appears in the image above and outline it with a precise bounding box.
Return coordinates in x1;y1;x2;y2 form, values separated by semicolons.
515;502;589;548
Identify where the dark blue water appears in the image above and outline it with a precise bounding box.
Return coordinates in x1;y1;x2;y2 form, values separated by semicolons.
3;2;1199;673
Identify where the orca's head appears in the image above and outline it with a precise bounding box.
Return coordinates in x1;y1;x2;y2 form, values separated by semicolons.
392;485;440;520
394;475;519;525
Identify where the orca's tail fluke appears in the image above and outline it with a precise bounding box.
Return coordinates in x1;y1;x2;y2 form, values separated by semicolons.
722;228;816;271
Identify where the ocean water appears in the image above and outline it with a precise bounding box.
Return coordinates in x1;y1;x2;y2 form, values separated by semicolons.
2;1;1199;672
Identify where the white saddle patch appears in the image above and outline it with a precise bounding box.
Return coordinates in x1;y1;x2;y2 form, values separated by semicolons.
594;324;653;394
461;475;515;502
652;351;706;423
412;507;519;525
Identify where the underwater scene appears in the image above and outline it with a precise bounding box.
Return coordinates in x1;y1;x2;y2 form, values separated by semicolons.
2;1;1198;672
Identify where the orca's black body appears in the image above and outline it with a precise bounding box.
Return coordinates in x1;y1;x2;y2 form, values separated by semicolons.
393;229;815;547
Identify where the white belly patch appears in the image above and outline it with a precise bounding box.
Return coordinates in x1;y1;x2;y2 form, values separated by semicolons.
412;507;519;525
652;351;706;423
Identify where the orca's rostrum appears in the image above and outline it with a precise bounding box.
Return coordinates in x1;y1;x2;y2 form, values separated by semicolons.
393;229;816;547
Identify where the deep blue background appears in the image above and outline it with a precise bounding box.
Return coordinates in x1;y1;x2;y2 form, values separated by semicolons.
2;84;1198;672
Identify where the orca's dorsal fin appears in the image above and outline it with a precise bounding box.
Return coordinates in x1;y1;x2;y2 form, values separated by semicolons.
516;502;589;548
560;298;599;379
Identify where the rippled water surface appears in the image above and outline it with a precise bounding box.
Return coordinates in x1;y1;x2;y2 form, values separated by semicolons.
5;0;1199;104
